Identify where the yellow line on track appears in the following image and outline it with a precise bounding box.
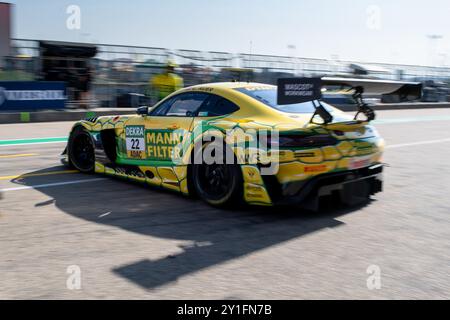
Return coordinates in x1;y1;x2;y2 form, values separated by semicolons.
0;170;78;181
0;153;39;159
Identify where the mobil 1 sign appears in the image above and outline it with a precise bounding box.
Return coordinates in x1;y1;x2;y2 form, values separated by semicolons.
0;81;66;110
277;77;322;105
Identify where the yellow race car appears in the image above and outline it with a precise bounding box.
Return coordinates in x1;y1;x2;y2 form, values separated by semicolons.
62;78;398;209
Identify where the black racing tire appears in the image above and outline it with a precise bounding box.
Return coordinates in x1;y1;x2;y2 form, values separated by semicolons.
190;142;243;208
67;126;95;173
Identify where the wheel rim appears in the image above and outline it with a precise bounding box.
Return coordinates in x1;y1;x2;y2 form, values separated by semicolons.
72;133;94;171
196;163;233;201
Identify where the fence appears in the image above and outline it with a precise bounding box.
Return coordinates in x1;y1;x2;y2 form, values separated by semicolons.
2;38;450;107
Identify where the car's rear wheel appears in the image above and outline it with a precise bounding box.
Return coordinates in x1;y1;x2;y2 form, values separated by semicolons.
68;126;95;173
191;142;243;207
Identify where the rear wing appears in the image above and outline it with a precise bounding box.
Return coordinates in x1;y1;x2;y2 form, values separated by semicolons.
321;77;422;102
277;77;423;123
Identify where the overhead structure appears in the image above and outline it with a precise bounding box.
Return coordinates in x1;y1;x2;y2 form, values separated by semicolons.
39;40;98;101
0;2;12;68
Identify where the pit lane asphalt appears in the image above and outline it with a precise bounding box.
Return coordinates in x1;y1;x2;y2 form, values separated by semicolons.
0;109;449;299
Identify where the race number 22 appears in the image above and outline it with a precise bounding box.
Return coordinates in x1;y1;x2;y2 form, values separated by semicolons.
130;138;141;150
125;125;145;158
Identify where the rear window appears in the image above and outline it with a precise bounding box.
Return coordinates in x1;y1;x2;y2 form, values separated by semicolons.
197;95;240;117
235;88;335;114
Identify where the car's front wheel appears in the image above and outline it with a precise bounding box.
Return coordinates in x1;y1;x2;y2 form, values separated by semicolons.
68;126;95;173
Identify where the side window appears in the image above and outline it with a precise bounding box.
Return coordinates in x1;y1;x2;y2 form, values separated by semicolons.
165;93;209;117
150;96;175;116
197;96;240;117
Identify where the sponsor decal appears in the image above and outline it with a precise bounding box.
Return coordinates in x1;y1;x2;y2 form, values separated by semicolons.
349;156;372;169
242;85;273;91
304;164;328;173
195;87;214;93
125;126;146;159
146;129;183;161
277;77;322;105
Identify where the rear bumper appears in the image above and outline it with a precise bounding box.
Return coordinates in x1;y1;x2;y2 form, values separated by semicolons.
269;164;383;209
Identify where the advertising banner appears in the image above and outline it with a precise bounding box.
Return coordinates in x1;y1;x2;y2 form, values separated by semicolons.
0;81;67;111
277;77;322;105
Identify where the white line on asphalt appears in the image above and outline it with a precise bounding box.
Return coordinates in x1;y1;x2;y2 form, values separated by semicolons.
0;136;67;142
0;141;67;147
387;137;450;149
0;178;107;192
99;211;112;218
374;115;450;124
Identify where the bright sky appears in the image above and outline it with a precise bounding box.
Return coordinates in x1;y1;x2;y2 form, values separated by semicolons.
8;0;450;66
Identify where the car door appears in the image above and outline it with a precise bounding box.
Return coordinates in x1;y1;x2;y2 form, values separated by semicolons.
143;92;210;164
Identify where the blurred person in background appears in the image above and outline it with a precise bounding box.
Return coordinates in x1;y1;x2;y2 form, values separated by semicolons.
150;60;184;102
78;64;93;109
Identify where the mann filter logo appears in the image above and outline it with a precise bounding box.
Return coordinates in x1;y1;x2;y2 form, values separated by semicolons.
125;126;146;159
146;130;183;161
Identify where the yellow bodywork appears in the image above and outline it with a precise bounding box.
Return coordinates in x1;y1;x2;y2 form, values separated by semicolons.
69;82;384;206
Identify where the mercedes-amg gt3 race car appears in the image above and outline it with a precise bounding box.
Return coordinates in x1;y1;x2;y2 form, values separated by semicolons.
62;78;418;208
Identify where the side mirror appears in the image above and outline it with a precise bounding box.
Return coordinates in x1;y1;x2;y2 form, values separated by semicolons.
136;106;148;116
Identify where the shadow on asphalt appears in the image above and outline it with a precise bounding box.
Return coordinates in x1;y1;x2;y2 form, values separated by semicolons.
12;166;372;290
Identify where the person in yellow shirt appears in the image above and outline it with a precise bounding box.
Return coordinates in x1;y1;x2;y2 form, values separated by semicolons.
150;60;184;102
